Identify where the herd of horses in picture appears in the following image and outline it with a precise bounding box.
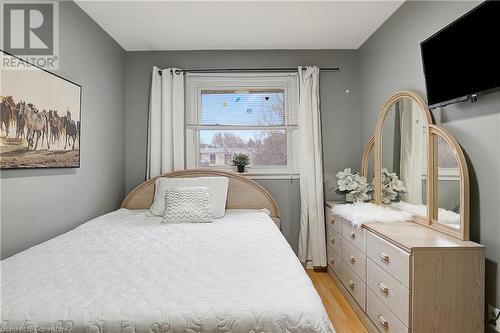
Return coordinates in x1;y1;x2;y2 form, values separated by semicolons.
0;95;80;169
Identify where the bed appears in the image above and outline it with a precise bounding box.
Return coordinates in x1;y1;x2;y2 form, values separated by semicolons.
1;170;334;333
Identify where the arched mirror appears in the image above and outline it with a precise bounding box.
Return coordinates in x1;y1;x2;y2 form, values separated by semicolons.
360;136;375;183
374;91;433;223
429;125;469;240
369;91;470;240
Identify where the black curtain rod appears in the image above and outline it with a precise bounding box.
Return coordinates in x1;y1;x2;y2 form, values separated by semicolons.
158;67;340;75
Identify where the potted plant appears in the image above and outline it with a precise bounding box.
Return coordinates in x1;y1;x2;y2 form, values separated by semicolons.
231;153;250;173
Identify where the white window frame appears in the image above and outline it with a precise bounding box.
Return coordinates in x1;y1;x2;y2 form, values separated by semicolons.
185;73;299;179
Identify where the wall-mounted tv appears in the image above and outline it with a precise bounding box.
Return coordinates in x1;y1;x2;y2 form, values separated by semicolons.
421;1;500;108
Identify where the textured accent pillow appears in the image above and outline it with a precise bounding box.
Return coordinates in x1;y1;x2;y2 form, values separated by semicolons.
150;177;229;218
150;178;201;216
162;186;214;223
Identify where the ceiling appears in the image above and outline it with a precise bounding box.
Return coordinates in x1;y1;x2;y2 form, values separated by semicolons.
75;1;404;51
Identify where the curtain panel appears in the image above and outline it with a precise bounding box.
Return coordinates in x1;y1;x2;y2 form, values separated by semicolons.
146;66;185;179
297;66;327;267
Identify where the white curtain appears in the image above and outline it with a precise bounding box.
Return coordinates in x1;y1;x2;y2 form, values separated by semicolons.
297;66;327;267
146;66;185;179
399;99;424;204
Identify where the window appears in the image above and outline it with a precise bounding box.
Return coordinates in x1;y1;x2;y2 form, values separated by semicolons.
186;74;299;178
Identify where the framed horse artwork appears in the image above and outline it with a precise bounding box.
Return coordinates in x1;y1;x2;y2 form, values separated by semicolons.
0;51;82;169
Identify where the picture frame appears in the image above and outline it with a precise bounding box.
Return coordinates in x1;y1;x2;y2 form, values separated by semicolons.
0;50;82;169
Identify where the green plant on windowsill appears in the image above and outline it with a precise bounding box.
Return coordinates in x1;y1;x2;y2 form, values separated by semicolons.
231;153;250;173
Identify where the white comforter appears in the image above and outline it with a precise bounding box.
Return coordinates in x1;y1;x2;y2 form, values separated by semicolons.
1;209;333;333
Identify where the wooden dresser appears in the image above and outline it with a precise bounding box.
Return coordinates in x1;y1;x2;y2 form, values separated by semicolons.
325;202;485;333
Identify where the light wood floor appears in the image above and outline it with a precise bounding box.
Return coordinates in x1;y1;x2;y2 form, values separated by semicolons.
307;270;368;333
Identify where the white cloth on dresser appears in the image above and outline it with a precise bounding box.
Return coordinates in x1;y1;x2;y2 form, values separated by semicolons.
1;209;334;333
391;201;460;228
331;202;412;228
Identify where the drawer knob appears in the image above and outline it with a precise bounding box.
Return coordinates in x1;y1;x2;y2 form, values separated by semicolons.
378;315;389;328
348;279;355;290
330;237;335;244
349;231;356;239
330;257;335;264
348;255;356;263
379;252;390;262
378;282;389;295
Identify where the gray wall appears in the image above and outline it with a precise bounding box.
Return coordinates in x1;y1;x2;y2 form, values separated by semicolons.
0;1;126;259
358;0;500;309
125;50;360;252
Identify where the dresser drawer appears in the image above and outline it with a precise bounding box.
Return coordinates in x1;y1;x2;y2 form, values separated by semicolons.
367;232;410;288
341;261;366;310
367;288;409;333
326;225;342;255
327;245;341;278
341;238;366;282
341;219;366;253
367;259;409;326
325;207;341;233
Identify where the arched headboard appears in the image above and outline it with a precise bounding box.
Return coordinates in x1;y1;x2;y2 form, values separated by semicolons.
121;169;281;227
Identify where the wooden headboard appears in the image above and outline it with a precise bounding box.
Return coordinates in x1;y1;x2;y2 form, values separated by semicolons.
121;169;280;227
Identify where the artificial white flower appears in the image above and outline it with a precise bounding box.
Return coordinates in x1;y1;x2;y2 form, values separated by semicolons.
335;168;372;203
338;177;358;191
380;168;406;203
335;168;352;180
346;187;370;203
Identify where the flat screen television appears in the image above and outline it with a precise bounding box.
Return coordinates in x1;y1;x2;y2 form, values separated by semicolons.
421;1;500;108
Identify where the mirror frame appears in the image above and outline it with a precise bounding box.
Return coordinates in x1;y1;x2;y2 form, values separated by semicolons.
374;91;434;225
360;136;374;179
370;90;471;240
428;124;470;240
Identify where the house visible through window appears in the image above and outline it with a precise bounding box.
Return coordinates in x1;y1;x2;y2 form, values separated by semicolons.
224;153;232;165
186;74;299;178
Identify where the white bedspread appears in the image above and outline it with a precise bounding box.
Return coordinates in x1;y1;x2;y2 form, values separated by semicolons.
1;209;333;333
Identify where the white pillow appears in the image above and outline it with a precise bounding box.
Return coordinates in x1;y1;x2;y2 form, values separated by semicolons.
162;186;214;223
198;177;229;218
150;178;200;216
150;176;229;218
